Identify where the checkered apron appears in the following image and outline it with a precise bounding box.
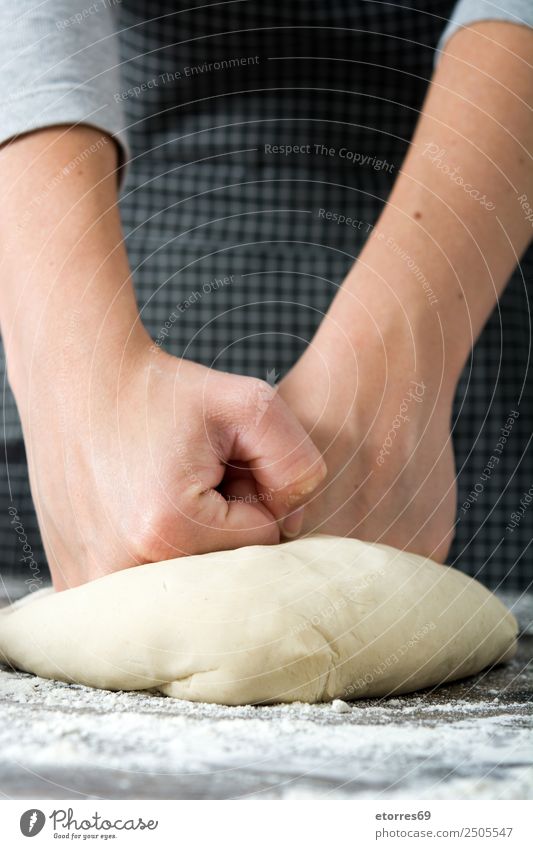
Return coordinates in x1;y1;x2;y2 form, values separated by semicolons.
1;0;531;589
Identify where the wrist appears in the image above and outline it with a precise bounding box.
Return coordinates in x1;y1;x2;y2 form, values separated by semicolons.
316;262;464;401
8;304;151;415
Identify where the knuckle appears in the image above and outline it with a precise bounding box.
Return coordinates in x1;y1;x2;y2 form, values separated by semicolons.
245;376;278;413
229;376;281;437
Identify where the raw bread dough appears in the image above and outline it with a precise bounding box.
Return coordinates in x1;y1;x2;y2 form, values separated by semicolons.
0;535;517;705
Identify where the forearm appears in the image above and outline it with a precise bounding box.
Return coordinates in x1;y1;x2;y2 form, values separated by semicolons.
0;133;326;581
317;21;533;392
0;126;146;404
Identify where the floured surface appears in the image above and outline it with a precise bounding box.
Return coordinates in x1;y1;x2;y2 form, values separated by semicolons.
0;591;531;800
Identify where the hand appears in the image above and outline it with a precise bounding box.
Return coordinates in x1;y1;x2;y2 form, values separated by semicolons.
18;330;326;590
279;318;457;563
275;19;533;565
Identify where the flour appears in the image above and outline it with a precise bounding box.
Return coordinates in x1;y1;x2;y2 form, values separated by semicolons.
1;657;531;800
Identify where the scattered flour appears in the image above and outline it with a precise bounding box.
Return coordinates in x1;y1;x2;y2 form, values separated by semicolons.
331;699;351;714
0;660;531;800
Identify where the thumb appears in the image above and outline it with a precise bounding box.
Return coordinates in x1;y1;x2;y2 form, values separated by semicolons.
215;377;327;533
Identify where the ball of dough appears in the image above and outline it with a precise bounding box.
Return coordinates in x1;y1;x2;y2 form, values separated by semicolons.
0;535;517;705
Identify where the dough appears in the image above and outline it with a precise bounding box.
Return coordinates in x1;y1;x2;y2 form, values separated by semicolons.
0;535;517;705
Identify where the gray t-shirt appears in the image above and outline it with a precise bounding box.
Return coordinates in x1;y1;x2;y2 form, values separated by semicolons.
1;0;532;170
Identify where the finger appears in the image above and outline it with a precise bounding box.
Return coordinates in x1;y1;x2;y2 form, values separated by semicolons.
192;485;281;551
220;474;276;522
214;377;327;524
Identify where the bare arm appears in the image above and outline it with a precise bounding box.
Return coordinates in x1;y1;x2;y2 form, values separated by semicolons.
281;21;533;560
0;126;136;395
0;126;325;588
318;20;533;389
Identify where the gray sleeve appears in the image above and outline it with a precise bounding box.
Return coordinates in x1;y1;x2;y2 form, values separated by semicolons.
0;0;129;171
438;0;533;53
